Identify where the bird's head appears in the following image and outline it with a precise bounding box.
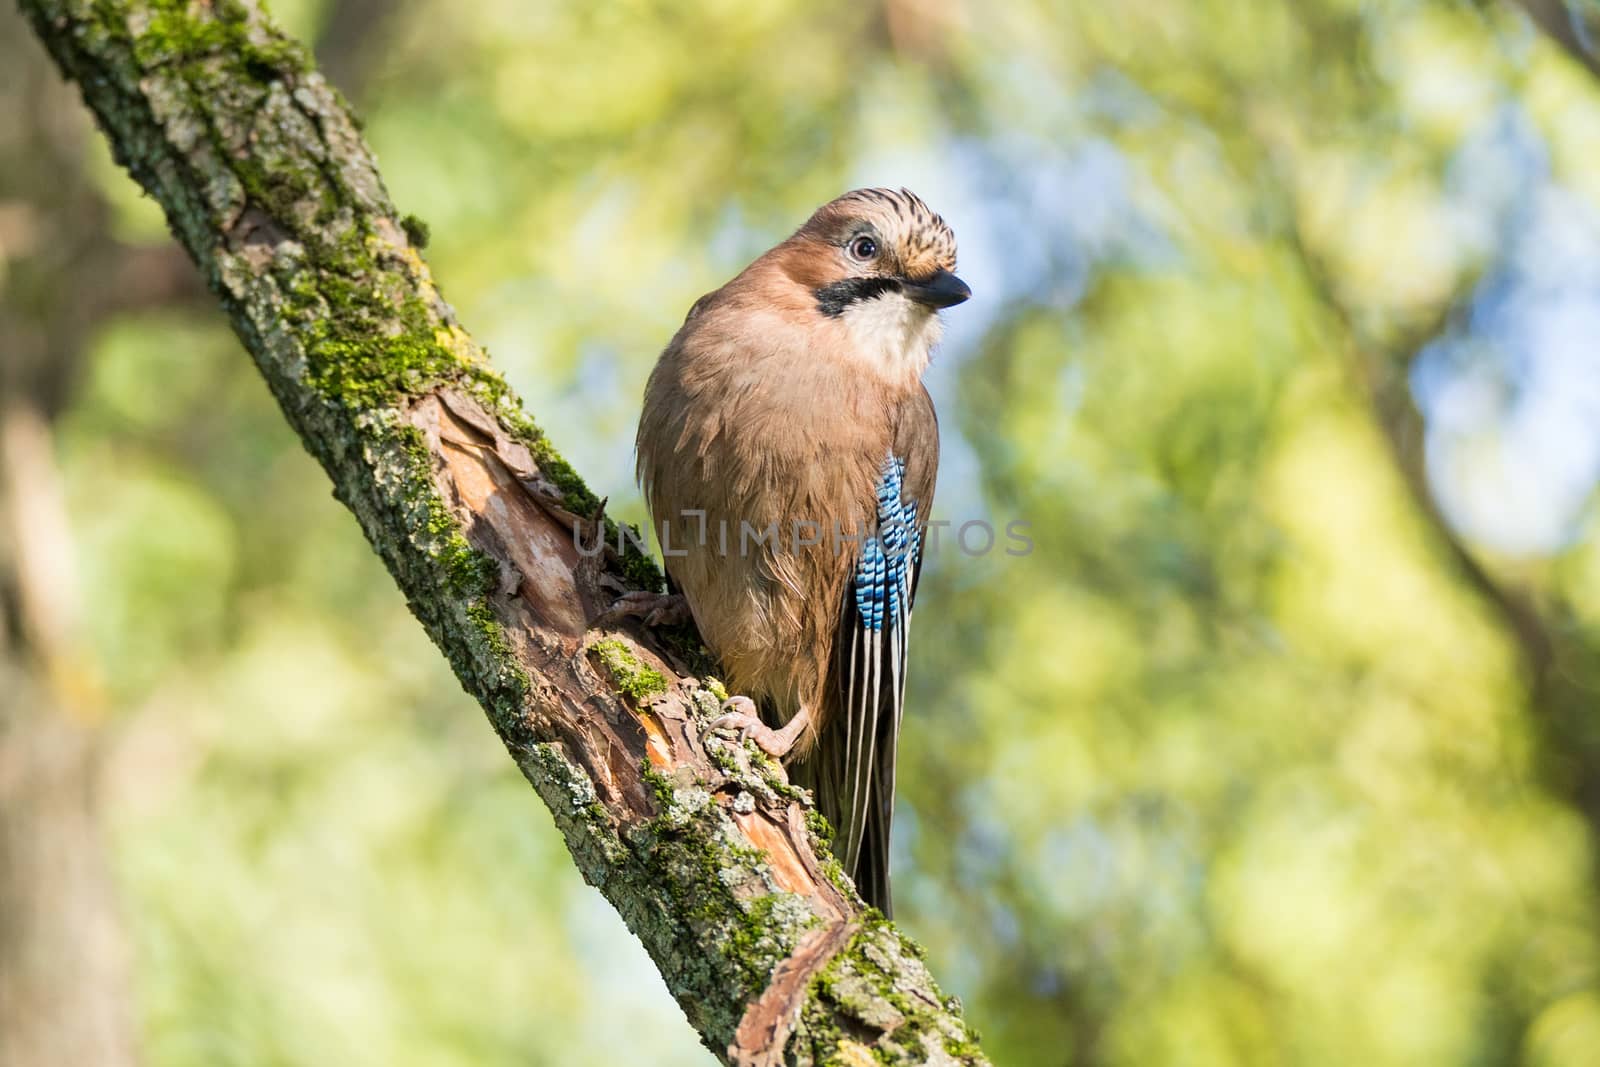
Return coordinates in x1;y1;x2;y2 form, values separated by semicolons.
791;187;970;321
763;187;968;383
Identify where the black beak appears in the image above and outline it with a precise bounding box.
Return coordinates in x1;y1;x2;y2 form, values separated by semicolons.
903;269;971;309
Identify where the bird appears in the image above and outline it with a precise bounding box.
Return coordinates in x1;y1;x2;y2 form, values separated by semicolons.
633;187;968;915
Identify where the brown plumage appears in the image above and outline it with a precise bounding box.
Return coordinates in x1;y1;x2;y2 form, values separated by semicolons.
636;188;967;914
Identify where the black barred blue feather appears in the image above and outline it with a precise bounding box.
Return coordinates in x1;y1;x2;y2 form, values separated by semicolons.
824;450;925;914
788;388;939;919
854;455;922;632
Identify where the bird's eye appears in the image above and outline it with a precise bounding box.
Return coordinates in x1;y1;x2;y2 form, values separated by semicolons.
848;235;878;261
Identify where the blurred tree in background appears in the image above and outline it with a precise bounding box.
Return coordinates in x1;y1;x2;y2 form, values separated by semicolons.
1;8;194;1060
8;0;1600;1064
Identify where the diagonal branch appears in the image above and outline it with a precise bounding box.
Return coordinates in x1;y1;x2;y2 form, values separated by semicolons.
1510;0;1600;81
1286;219;1600;867
14;1;988;1063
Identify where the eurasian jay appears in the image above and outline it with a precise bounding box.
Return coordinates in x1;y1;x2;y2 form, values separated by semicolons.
634;188;968;914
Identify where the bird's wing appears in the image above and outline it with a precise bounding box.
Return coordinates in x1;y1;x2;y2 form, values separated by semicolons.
802;390;937;916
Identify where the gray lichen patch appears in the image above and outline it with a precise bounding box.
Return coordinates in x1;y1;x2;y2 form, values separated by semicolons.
791;922;987;1066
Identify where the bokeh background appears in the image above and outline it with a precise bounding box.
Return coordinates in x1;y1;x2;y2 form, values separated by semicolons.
6;1;1600;1064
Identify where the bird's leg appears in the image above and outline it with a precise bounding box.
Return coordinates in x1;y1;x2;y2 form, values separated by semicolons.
710;697;810;759
598;590;690;628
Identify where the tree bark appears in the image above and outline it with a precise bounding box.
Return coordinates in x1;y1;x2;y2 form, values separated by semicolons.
0;692;135;1067
0;402;140;1067
13;2;989;1063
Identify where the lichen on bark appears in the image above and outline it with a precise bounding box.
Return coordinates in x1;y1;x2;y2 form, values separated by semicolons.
16;1;990;1062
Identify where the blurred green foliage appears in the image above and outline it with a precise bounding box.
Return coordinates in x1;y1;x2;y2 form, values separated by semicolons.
19;0;1600;1063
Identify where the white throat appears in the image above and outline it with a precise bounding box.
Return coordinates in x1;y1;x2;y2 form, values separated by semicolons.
840;291;943;384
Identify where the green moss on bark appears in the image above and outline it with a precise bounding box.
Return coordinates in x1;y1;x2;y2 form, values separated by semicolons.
589;639;669;702
636;761;820;999
124;0;312;74
795;921;983;1065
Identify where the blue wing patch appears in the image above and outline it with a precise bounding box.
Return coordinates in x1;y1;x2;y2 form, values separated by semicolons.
854;454;922;631
836;450;923;879
835;450;925;887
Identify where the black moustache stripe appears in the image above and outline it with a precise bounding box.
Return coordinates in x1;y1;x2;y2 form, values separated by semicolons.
813;276;902;318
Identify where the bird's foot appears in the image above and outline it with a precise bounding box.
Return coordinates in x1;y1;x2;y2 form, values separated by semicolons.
709;697;807;759
598;590;690;628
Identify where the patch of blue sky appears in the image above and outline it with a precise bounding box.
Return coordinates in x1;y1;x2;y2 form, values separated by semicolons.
1415;106;1600;554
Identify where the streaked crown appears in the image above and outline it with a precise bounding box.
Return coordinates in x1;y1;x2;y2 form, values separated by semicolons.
801;187;958;281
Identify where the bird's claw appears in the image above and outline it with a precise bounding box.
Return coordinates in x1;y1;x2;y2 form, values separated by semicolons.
598;591;689;628
709;696;786;757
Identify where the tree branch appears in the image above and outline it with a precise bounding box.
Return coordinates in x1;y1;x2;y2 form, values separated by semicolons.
1509;0;1600;82
1286;217;1600;868
15;1;988;1063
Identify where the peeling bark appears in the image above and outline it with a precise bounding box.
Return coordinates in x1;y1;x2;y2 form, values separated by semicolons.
14;1;989;1062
